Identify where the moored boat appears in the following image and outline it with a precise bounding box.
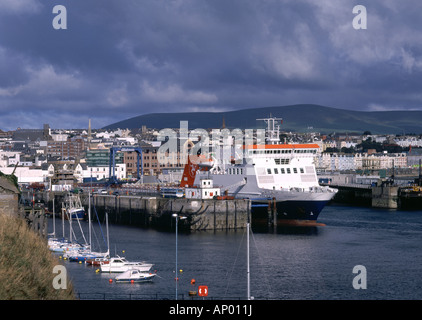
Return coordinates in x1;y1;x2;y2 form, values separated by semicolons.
86;257;110;266
115;269;156;283
63;193;86;220
100;256;153;273
65;249;109;262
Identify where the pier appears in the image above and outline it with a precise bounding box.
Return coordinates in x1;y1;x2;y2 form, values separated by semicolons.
87;194;251;231
42;191;251;232
320;174;422;210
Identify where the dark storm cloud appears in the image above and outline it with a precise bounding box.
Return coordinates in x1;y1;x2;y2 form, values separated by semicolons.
1;0;422;130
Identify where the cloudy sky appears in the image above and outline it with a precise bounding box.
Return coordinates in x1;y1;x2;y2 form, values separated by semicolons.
1;0;422;130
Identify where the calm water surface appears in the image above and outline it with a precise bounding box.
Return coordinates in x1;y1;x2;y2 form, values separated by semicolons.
49;204;422;300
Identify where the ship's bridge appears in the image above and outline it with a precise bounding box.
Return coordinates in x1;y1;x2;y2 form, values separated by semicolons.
245;143;319;159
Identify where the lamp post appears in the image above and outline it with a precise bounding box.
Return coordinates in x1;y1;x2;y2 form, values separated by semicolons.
172;213;186;300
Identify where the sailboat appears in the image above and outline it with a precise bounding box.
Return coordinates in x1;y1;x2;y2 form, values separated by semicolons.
49;200;89;253
63;192;86;220
65;192;110;262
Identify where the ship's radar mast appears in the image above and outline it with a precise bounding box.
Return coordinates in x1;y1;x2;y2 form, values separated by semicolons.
256;116;283;144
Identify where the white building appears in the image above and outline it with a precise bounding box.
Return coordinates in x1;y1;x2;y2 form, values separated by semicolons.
394;136;422;148
84;163;126;182
0;166;47;184
185;178;221;199
318;152;408;171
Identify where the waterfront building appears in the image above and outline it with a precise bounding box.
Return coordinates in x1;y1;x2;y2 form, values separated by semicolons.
47;136;85;159
86;148;123;167
317;152;408;172
86;148;126;181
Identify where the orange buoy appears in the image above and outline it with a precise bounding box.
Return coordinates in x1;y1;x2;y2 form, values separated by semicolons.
109;279;113;283
130;280;134;284
191;279;196;285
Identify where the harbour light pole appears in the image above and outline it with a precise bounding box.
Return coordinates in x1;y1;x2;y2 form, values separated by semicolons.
172;213;186;300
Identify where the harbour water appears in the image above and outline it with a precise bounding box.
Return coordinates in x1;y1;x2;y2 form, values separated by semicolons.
49;203;422;300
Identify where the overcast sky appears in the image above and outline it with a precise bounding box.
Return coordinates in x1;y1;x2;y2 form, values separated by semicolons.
1;0;422;130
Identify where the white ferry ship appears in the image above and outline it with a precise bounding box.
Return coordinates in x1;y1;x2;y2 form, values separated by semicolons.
180;117;337;226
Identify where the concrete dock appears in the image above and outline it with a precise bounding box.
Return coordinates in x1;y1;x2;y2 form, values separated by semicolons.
84;194;251;231
320;176;422;210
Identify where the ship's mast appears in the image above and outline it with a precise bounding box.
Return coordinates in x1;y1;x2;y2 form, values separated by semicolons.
256;116;283;144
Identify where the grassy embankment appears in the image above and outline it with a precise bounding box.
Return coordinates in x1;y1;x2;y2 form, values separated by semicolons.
0;214;75;299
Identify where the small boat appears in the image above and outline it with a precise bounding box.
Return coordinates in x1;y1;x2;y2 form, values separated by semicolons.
65;249;109;262
115;269;156;283
50;242;88;253
48;237;69;250
86;257;110;266
63;193;86;220
100;256;153;273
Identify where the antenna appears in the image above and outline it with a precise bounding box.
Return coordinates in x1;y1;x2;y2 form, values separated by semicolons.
256;116;283;144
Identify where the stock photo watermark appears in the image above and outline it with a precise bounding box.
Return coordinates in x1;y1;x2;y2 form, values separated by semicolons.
352;265;367;290
52;265;67;290
51;4;367;31
353;5;367;30
156;121;267;166
52;5;67;30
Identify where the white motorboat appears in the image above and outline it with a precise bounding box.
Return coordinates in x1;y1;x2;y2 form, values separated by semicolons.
115;269;156;283
100;256;153;273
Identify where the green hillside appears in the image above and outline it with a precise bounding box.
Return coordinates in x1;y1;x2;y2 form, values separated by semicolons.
104;104;422;134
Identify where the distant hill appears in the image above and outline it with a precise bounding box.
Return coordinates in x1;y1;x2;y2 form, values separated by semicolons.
103;104;422;134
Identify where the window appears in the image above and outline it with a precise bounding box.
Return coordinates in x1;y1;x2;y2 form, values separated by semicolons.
275;159;290;165
287;168;291;174
300;168;304;173
293;168;297;174
274;168;278;174
267;168;271;174
281;168;285;174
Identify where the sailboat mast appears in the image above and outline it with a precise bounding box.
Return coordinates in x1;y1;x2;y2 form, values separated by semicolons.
247;222;250;300
52;197;55;238
106;211;110;256
61;202;65;238
89;192;92;250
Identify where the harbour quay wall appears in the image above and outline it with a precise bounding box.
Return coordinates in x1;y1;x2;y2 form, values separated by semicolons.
84;194;251;231
322;182;420;209
371;185;399;209
324;183;373;207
